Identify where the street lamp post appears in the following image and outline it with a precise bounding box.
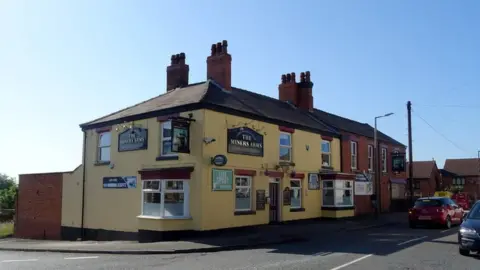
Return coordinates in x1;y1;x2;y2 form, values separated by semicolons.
374;112;394;217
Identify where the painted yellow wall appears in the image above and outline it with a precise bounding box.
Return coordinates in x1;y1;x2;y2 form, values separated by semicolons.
200;110;342;230
322;209;355;218
61;165;83;228
80;110;205;233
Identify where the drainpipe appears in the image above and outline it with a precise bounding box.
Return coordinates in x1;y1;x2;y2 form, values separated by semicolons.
80;130;87;241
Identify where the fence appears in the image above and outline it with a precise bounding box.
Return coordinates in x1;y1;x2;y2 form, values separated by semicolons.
0;209;15;223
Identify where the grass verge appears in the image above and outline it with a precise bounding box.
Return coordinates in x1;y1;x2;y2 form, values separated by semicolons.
0;222;13;237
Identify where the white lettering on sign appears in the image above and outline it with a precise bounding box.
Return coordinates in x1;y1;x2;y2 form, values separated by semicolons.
229;139;263;148
216;170;229;184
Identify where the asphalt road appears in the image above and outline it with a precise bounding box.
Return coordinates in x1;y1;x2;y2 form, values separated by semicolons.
0;224;478;270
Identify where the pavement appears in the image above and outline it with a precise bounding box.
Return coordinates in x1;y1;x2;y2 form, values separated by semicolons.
0;221;477;269
0;212;406;254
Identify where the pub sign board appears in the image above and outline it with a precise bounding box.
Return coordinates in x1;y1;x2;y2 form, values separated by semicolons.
171;120;190;153
118;128;148;152
391;152;406;172
227;127;264;157
103;176;137;189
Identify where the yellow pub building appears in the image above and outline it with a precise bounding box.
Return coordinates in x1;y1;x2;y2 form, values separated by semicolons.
60;41;357;242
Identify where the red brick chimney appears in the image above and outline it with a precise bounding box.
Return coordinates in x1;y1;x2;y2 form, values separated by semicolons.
166;53;189;91
206;40;232;90
297;71;314;111
278;71;314;111
279;72;299;106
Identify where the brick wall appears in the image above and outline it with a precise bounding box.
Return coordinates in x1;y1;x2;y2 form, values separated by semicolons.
15;173;63;240
340;132;406;215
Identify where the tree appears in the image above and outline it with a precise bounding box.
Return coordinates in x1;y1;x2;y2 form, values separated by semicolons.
0;173;17;210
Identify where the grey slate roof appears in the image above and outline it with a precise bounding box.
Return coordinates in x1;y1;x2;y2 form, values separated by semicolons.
80;80;403;147
311;109;405;146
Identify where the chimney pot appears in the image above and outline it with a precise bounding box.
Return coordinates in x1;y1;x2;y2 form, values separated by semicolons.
286;73;291;82
300;72;306;82
211;44;216;56
305;71;311;82
216;42;222;54
281;74;287;83
291;72;296;82
222;40;228;53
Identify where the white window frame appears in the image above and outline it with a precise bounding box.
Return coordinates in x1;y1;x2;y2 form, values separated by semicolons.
279;132;292;162
367;145;374;171
322;180;354;207
97;131;111;162
140;179;190;219
350;141;357;169
321;140;331;167
290;179;302;209
235;175;252;211
160;121;178;157
381;148;387;173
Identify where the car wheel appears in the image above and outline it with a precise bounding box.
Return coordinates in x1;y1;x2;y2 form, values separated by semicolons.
459;247;470;256
445;216;452;229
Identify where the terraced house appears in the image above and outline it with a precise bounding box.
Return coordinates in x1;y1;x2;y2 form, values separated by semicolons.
16;40;406;242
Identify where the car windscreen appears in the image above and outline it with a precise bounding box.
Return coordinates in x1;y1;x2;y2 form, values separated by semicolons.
414;199;442;207
467;203;480;219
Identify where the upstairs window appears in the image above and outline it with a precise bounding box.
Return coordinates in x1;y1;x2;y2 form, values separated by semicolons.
381;148;387;172
160;121;177;156
350;141;357;169
97;131;111;162
368;145;374;171
279;133;292;162
321;140;331;167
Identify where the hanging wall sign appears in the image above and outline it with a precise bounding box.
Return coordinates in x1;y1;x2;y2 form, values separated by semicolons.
171;120;190;153
391;152;406;172
103;176;137;189
227;127;264;156
118;128;148;152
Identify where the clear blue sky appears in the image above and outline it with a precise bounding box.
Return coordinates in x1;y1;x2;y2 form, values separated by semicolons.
1;0;479;178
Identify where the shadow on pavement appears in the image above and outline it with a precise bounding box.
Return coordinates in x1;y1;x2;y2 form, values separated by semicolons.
265;223;460;257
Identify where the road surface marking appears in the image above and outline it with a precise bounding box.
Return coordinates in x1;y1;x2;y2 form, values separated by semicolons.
1;259;38;263
64;256;99;260
441;229;452;233
329;254;373;270
397;236;427;246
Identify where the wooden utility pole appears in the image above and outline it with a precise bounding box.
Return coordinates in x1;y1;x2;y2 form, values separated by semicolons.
407;101;414;205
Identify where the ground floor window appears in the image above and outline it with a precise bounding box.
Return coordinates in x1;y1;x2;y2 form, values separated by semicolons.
235;176;252;211
142;180;190;218
322;180;354;207
290;179;302;209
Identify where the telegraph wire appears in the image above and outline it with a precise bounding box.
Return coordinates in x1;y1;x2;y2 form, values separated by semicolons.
414;104;480;109
411;109;471;155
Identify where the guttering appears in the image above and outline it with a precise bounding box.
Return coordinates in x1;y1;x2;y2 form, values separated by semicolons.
80;130;87;241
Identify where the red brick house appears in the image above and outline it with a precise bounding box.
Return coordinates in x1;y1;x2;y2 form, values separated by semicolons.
406;161;441;198
311;111;407;214
442;158;480;199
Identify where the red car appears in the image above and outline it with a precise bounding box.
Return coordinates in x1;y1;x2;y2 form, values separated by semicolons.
451;192;472;210
409;197;465;229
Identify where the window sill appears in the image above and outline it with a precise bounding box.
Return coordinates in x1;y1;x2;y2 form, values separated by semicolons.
321;166;334;171
156;155;179;161
94;161;110;166
136;215;192;220
234;210;256;216
290;207;305;212
321;206;355;211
